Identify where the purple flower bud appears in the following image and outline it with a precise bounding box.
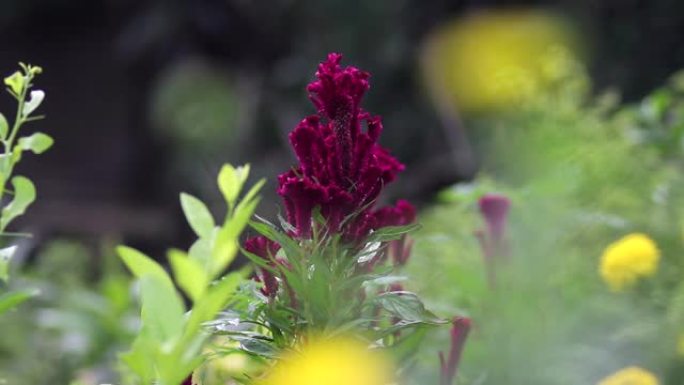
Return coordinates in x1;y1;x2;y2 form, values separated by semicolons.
478;194;510;245
244;236;281;298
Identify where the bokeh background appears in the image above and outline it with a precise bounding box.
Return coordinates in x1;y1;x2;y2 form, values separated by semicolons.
1;0;683;255
3;1;684;384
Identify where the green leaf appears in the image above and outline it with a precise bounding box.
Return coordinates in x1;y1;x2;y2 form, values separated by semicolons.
22;90;45;116
210;229;238;277
180;192;215;238
390;324;430;367
120;334;158;384
376;291;445;324
0;288;38;315
234;335;278;358
179;272;243;346
139;274;186;343
4;71;23;96
0;176;36;231
0;245;17;283
169;249;208;301
366;223;421;243
117;245;174;290
218;164;250;208
0;113;8;139
188;237;212;270
18;132;53;154
227;183;263;234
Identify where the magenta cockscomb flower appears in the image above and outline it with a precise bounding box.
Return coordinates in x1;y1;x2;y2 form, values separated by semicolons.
439;317;472;385
476;193;511;288
278;53;411;242
478;193;510;249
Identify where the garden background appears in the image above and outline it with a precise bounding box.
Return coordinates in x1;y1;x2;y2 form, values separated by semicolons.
1;1;684;384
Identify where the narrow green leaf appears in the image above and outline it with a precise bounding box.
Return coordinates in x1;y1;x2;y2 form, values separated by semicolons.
1;176;36;231
225;195;260;240
211;229;239;276
0;245;17;282
180;272;243;345
169;249;208;302
180;192;215;238
366;223;421;243
18;132;53;154
234;335;277;358
117;245;174;290
376;291;445;324
0;288;38;314
249;220;300;259
0;113;8;138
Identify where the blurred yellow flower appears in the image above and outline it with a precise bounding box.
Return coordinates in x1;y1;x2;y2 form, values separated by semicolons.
259;337;394;385
597;366;659;385
599;233;660;292
421;9;580;114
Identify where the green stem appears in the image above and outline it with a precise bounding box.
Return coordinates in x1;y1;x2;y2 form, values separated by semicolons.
0;71;32;236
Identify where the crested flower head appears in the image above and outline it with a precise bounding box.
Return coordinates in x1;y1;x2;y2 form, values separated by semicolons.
599;233;660;292
278;53;411;241
597;366;659;385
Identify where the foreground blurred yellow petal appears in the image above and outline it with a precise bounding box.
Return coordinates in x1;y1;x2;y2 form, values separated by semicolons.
597;366;659;385
599;233;660;292
260;337;394;385
421;8;580;114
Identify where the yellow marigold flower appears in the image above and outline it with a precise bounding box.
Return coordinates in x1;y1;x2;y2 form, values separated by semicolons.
421;9;581;114
259;337;394;385
599;233;660;292
597;366;659;385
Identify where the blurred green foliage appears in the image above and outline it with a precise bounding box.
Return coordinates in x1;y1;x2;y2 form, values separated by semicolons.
0;239;136;385
408;59;684;384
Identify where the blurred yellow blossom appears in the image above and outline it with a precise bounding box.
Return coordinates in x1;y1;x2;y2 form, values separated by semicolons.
597;366;659;385
259;337;394;385
421;8;581;114
600;233;660;292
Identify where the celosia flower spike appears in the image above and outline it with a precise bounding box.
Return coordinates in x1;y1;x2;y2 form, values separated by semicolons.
278;54;411;242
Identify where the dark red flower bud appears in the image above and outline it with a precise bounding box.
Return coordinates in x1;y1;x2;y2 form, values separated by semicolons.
244;236;281;298
478;194;510;246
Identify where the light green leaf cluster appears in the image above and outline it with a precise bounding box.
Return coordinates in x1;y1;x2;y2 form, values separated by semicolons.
118;164;263;385
0;63;51;316
0;63;51;236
